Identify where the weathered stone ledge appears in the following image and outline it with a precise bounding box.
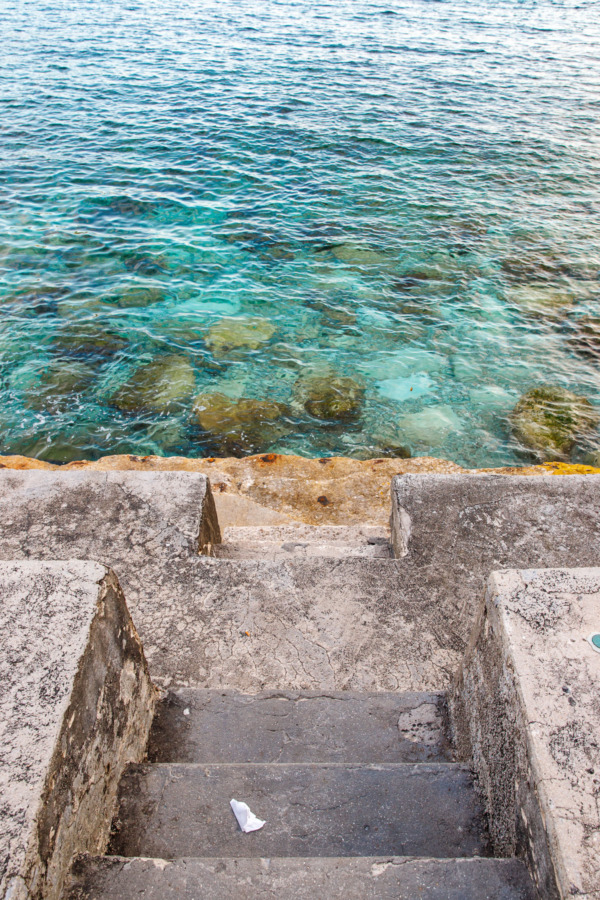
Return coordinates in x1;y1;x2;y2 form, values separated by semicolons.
0;454;599;526
451;568;600;899
0;561;155;900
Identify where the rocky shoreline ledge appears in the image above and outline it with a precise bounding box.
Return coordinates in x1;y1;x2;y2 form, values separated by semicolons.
1;453;598;527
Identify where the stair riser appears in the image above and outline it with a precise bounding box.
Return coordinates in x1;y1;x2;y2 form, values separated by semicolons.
69;856;536;900
221;526;390;543
148;690;451;764
213;541;391;559
109;763;489;859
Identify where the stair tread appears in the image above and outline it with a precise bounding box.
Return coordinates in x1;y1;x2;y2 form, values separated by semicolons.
213;540;391;558
109;762;488;859
130;557;453;692
69;855;536;900
148;690;450;763
221;525;390;542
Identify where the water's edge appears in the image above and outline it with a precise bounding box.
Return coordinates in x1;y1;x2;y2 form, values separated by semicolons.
1;453;598;527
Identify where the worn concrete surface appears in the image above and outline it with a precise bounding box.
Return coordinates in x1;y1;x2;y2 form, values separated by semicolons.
215;523;391;558
451;568;600;900
147;690;450;763
121;557;466;691
68;855;536;900
222;524;390;542
391;473;600;681
213;538;391;558
0;561;154;900
2;452;597;528
0;470;225;687
4;472;600;691
109;762;488;859
0;469;219;561
0;473;473;690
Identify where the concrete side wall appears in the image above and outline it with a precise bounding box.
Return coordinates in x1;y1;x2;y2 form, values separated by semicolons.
450;568;600;900
0;470;220;564
390;473;600;672
0;562;155;900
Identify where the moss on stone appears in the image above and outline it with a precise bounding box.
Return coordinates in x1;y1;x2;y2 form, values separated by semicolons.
511;386;600;460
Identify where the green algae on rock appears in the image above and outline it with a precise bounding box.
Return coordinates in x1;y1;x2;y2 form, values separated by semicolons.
206;317;277;357
111;355;196;415
511;386;600;460
295;374;365;423
330;243;390;266
191;392;290;456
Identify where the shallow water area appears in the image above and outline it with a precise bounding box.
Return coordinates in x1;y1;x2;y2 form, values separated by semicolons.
1;0;600;464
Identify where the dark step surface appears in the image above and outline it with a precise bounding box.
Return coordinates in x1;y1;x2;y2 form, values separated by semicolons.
109;762;488;859
148;690;451;764
69;855;536;900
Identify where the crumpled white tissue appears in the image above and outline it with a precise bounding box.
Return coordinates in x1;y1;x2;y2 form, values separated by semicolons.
230;798;266;833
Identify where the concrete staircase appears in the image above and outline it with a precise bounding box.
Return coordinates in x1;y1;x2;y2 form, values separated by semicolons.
68;688;534;899
8;469;596;896
66;522;535;900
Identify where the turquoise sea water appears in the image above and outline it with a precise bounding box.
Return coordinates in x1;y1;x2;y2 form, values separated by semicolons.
1;0;600;465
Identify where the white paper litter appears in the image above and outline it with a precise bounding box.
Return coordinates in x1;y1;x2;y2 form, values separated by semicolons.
230;798;266;833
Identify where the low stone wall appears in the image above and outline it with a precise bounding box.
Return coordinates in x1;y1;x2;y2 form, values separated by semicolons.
1;453;598;528
0;561;156;900
450;568;600;900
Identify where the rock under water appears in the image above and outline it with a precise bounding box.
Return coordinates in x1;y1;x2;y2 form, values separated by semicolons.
191;392;290;456
510;386;599;461
294;374;365;423
111;355;197;415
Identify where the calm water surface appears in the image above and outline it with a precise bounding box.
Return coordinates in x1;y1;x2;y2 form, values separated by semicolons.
1;0;600;464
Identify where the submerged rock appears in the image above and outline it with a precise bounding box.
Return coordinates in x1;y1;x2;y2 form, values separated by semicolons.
354;441;411;461
397;405;462;447
506;285;575;317
191;392;290;456
567;316;600;361
206;317;277;357
295;374;365;422
331;243;389;266
511;386;599;460
111;355;196;414
52;324;128;361
122;251;168;276
114;285;166;308
25;362;95;413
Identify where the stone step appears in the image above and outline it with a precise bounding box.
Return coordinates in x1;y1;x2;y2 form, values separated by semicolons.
109;762;488;859
68;855;536;900
147;690;451;764
127;557;451;692
221;525;390;543
213;539;391;558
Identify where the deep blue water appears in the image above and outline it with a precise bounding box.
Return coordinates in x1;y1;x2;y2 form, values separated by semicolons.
1;0;600;464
